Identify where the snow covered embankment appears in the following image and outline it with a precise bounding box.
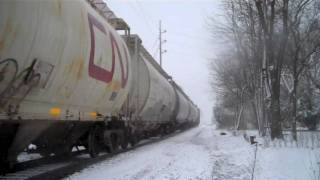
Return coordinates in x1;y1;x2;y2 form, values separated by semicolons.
67;126;319;180
68;126;253;180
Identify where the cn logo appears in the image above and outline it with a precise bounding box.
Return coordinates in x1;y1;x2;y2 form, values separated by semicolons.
87;13;128;88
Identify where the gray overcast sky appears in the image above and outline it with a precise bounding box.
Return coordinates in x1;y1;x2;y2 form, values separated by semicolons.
106;0;222;124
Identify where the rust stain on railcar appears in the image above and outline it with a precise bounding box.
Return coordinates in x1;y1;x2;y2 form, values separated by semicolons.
77;60;84;80
68;57;84;80
55;0;62;16
96;80;121;104
58;0;62;15
0;39;4;52
110;81;121;91
56;57;85;102
4;20;13;34
0;20;14;53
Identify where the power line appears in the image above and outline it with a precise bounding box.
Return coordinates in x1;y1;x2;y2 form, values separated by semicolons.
151;38;159;57
134;0;156;27
168;49;201;58
167;41;197;49
169;31;209;41
128;1;156;36
126;4;154;37
153;46;160;59
151;38;158;50
159;20;167;67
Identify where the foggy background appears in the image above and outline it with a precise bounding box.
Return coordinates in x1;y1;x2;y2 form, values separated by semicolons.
106;0;222;124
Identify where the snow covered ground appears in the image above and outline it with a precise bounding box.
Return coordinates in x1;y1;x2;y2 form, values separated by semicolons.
67;125;320;180
17;152;42;162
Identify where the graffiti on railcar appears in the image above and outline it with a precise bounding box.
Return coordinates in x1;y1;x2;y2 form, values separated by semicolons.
0;58;42;114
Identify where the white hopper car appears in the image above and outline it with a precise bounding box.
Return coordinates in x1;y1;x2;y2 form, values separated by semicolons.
0;0;200;170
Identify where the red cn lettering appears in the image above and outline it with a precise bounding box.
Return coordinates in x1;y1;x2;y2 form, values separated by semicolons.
88;13;115;83
110;33;129;88
88;13;129;88
121;45;129;88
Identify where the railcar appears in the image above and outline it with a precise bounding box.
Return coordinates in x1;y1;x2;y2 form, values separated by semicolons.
0;0;131;168
0;0;200;170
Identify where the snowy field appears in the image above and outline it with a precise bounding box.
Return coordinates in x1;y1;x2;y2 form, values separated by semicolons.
67;125;320;180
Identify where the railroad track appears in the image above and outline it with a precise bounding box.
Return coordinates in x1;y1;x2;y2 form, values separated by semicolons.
0;128;192;180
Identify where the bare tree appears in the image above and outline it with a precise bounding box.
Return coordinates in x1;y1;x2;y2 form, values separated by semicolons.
210;0;265;131
286;0;320;139
210;0;320;138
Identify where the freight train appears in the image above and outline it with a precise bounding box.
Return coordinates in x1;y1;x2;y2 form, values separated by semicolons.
0;0;200;169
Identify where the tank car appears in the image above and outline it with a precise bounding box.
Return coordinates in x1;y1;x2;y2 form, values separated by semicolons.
0;0;200;171
125;35;178;137
0;0;131;167
126;35;199;134
171;82;193;129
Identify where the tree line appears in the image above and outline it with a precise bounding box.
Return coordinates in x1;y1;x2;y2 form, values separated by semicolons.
210;0;320;139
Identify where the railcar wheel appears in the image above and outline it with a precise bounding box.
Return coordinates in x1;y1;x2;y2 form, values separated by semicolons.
130;135;138;147
160;127;166;136
0;160;12;175
121;139;128;149
120;130;128;149
39;150;51;157
109;133;119;153
88;126;101;158
54;146;73;157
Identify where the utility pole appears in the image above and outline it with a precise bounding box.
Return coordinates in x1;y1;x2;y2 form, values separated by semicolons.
159;20;167;67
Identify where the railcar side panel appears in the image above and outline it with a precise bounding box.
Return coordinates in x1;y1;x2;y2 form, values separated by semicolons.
0;0;131;121
127;43;150;119
176;90;190;123
139;54;176;124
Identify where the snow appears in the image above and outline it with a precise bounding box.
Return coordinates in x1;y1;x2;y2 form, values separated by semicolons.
17;152;42;162
256;148;319;180
66;126;320;180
